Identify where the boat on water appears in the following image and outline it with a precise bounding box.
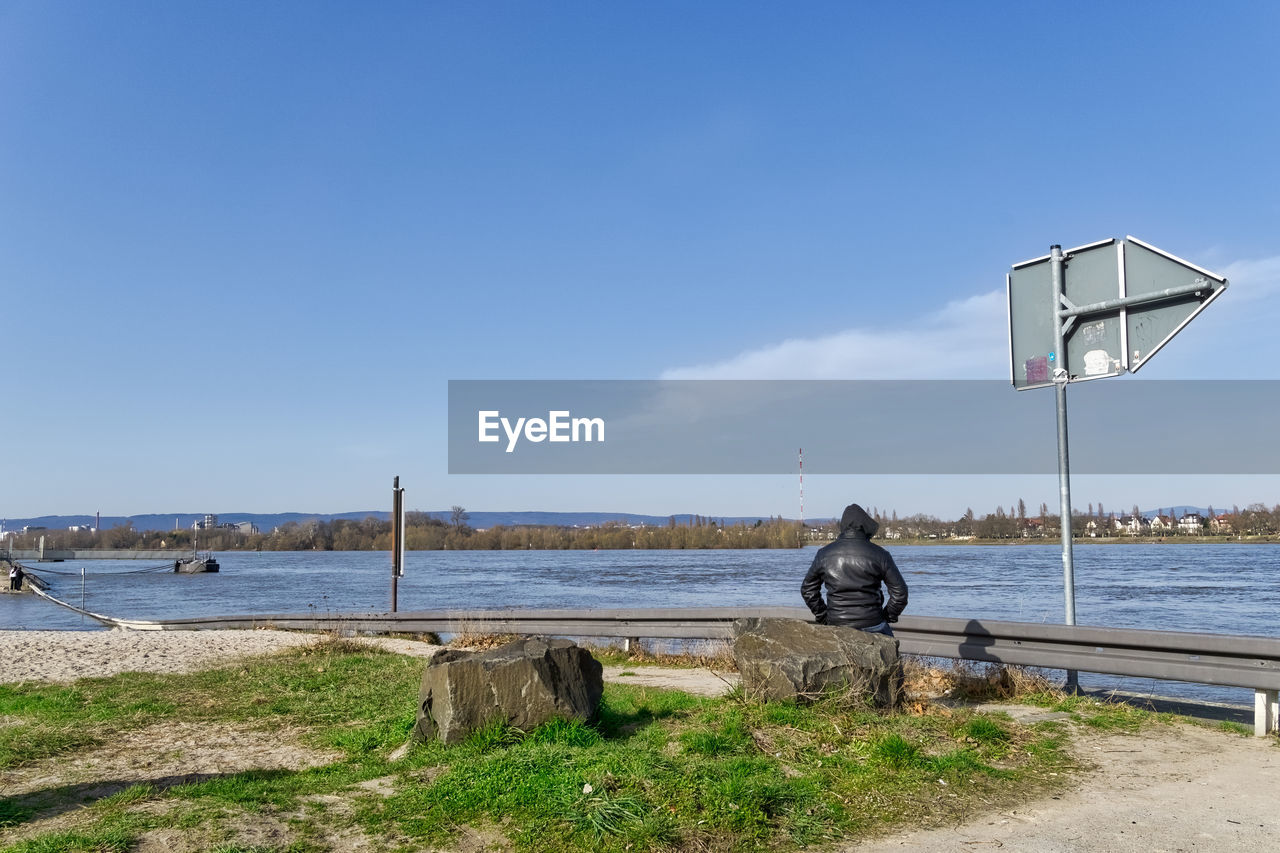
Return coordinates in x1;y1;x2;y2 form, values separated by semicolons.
174;554;219;573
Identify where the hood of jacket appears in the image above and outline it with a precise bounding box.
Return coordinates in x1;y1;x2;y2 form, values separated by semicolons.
839;503;878;538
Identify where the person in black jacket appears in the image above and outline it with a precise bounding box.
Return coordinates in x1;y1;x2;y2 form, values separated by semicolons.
802;503;908;636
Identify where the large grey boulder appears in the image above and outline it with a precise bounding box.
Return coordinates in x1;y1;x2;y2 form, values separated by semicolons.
732;617;903;708
416;637;603;744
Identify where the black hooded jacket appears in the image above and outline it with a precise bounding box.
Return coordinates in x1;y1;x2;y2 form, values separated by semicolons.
801;504;908;628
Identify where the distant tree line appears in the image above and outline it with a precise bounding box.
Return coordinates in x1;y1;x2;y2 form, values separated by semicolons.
6;509;808;551
8;501;1278;552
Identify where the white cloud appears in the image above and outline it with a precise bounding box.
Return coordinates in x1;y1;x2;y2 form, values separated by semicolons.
662;252;1280;381
662;290;1009;379
1140;252;1280;379
1220;255;1280;302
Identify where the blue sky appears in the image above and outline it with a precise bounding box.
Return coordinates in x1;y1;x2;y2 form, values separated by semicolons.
3;1;1279;521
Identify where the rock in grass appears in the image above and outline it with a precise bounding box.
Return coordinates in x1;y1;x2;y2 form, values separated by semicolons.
416;637;603;744
732;617;903;708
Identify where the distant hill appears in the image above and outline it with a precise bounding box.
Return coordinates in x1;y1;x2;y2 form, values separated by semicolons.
3;512;397;533
441;511;795;529
1139;506;1214;519
1;510;798;533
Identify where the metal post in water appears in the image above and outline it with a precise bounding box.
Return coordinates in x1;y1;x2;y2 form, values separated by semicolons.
1050;245;1079;692
390;476;405;612
397;482;406;582
81;567;86;623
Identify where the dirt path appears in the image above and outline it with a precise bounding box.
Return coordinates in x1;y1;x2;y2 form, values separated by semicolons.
600;663;739;696
844;717;1280;853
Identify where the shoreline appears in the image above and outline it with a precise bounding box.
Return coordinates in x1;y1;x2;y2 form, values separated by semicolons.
6;537;1278;558
879;536;1278;546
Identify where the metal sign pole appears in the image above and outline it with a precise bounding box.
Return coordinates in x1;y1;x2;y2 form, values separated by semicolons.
1010;236;1227;695
1050;245;1079;692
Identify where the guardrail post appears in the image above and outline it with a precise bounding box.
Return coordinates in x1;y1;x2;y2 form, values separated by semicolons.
1256;689;1279;737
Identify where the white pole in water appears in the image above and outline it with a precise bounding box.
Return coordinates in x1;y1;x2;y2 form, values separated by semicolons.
81;567;86;623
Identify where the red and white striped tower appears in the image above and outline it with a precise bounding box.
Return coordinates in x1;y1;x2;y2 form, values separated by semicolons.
798;447;804;526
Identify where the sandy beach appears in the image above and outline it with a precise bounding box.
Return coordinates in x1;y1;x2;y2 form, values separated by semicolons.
0;628;443;685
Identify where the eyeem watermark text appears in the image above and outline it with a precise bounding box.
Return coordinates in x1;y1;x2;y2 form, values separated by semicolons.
478;410;605;453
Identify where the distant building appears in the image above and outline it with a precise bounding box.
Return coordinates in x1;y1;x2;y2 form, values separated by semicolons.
1178;513;1204;535
802;524;832;541
192;515;258;535
1123;515;1150;535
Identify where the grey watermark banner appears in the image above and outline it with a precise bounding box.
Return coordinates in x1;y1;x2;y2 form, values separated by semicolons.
448;380;1278;474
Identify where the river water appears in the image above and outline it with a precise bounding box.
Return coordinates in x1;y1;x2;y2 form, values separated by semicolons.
5;544;1277;706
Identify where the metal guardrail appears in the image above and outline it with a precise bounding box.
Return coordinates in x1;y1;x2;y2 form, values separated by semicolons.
68;605;812;636
895;614;1280;737
22;597;1280;736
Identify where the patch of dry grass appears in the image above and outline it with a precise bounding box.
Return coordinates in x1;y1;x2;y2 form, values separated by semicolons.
445;629;525;651
904;657;1061;704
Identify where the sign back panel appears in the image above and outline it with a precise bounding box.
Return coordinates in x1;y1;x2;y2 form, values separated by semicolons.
1123;237;1229;373
1007;255;1056;390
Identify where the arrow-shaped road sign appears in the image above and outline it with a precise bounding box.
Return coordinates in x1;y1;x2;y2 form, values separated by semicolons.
1007;237;1227;390
1121;237;1229;373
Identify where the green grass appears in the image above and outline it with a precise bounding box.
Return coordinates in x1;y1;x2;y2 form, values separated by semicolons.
0;637;1108;853
1019;691;1172;732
